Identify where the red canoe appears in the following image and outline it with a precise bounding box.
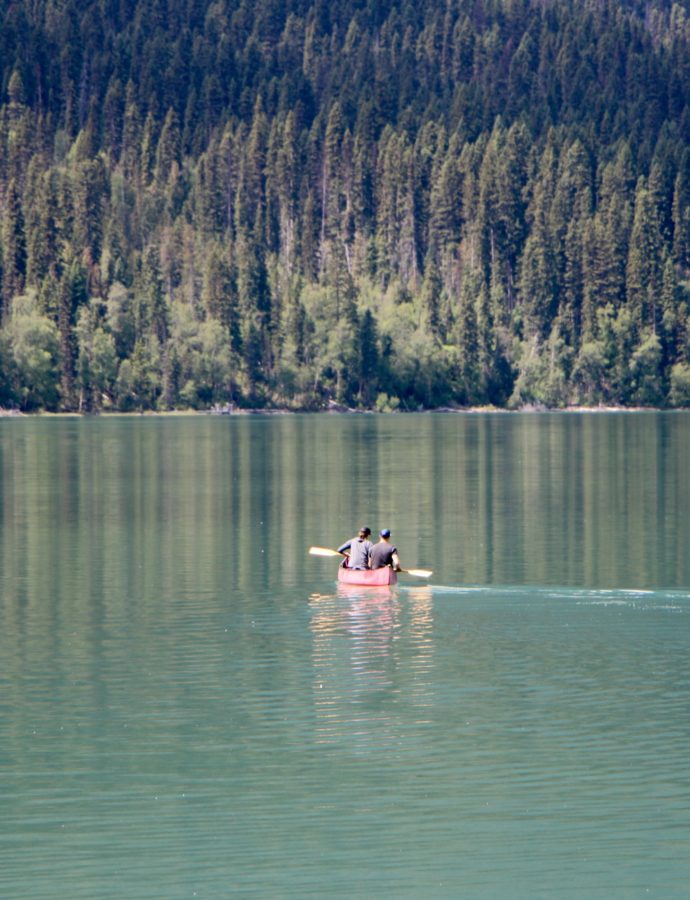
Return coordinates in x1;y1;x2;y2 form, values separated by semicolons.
337;566;398;586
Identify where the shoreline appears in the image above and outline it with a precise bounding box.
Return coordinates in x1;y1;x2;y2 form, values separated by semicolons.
1;404;686;418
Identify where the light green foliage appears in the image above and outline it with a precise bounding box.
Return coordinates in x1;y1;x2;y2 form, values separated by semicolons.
167;302;236;408
4;295;60;410
630;331;664;406
115;337;161;411
509;319;574;408
572;340;609;405
669;362;690;407
375;392;400;412
75;304;118;410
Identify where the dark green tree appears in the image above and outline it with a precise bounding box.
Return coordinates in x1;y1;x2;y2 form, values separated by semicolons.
1;178;27;313
626;177;663;334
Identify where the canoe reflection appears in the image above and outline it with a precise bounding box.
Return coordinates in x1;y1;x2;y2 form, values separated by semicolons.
308;586;434;751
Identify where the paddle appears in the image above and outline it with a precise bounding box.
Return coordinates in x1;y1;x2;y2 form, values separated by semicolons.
308;546;432;578
400;567;433;578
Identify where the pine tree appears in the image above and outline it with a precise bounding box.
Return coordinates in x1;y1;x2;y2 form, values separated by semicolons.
201;242;241;354
135;243;168;343
4;69;33;185
155;108;181;185
236;226;273;390
1;178;27;314
660;254;684;366
672;165;690;273
626;177;663;334
276;111;301;277
140;112;158;186
320;101;345;270
121;83;142;182
102;78;125;163
419;250;443;339
519;202;558;340
429;143;461;254
72;157;109;265
356;308;378;406
58;259;88;408
452;267;481;405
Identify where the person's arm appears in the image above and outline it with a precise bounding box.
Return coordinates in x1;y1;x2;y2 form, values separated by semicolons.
392;550;401;571
337;540;352;557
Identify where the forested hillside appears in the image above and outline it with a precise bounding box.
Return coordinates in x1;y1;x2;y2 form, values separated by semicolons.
2;0;690;411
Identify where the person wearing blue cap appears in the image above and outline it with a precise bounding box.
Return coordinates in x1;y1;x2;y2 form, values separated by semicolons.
369;528;401;572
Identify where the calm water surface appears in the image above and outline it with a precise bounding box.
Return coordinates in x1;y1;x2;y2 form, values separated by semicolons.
0;413;689;898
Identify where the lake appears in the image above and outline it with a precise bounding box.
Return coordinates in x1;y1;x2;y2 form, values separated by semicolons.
1;412;689;898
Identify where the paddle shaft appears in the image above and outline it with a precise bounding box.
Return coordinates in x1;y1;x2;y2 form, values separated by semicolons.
309;547;431;577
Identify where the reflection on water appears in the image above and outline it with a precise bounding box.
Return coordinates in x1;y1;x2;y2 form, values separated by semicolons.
1;413;689;593
309;586;434;750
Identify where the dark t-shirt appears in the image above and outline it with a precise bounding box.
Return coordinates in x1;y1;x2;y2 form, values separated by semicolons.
369;541;397;569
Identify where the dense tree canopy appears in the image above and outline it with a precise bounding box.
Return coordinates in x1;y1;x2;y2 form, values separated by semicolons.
1;0;690;410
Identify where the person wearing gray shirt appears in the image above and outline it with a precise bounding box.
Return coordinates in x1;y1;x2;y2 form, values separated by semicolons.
337;527;373;569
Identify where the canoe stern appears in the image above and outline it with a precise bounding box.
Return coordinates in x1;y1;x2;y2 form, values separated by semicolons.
337;566;398;586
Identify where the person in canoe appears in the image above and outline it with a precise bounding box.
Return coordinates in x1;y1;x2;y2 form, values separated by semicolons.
369;528;402;572
337;526;373;569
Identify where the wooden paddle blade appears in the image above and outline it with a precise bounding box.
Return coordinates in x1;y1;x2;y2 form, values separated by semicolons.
404;568;432;578
309;546;342;557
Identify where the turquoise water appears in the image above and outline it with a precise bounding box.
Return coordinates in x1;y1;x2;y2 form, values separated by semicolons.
0;413;689;897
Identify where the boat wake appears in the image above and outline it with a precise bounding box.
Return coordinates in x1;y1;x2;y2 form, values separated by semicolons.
401;583;690;608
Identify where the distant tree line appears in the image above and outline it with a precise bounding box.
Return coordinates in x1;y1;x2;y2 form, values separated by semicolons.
1;0;690;411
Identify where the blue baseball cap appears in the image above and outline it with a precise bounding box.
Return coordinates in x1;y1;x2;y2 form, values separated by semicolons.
380;528;391;538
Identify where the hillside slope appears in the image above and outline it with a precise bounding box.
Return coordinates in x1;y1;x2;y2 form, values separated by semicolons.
1;0;690;410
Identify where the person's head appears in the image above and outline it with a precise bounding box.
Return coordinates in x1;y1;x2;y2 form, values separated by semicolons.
379;528;391;540
359;526;371;539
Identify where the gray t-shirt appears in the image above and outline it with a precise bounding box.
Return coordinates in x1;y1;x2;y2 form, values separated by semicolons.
337;537;373;569
370;542;397;570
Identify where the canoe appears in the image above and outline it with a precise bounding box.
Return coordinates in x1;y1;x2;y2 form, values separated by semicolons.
337;566;397;586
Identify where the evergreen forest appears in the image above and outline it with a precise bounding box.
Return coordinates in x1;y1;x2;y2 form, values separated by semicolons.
3;0;690;412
